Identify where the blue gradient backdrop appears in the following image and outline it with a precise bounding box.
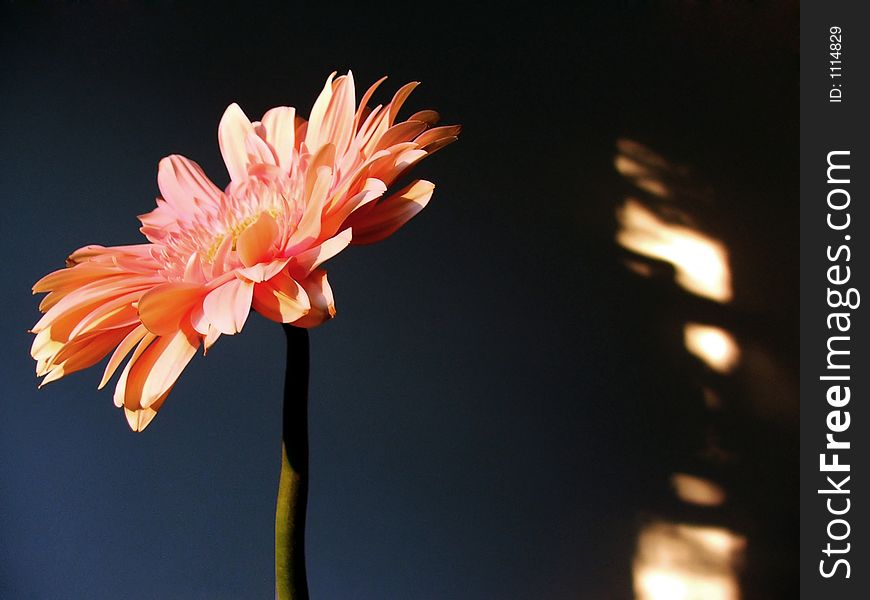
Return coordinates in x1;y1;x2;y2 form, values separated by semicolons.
1;3;798;598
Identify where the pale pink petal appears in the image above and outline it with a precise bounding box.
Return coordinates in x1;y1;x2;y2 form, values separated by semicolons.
202;277;254;335
287;228;352;279
156;155;223;216
204;326;221;352
189;302;209;335
261;106;296;169
321;72;356;155
236;256;291;283
305;72;336;153
218;103;255;182
245;132;278;166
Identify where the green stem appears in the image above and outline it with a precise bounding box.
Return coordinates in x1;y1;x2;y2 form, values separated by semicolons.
276;324;310;600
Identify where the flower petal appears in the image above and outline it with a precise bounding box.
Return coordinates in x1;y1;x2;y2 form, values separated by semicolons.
245;131;277;167
261;106;296;170
116;326;199;423
287;228;352;279
354;76;387;132
346;180;435;245
321;178;386;235
236;256;291;284
202;278;254;335
113;332;157;408
124;385;172;433
321;72;356;156
388;81;419;124
237;211;278;268
38;327;132;387
218;103;255;182
305;72;336;153
157;155;223;216
252;271;311;323
139;328;200;409
138;282;205;336
292;269;336;328
100;324;150;389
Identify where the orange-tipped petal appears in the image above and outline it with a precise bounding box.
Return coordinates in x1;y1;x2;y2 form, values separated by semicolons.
388;81;419;124
139;328;199;408
113;332;157;409
354;76;388;132
375;121;429;152
320;178;387;237
138;282;205;335
124;384;172;432
346;180;434;245
414;124;462;147
125;406;158;432
67;291;141;340
100;324;150;389
41;328;132;385
31;327;64;364
408;109;439;125
118;327;198;417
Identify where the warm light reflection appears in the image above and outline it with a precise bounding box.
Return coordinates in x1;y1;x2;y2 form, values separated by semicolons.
616;139;750;600
671;473;726;506
616;199;732;302
634;522;745;600
683;323;740;374
615;154;671;198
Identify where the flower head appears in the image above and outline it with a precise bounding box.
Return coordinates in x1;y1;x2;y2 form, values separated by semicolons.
30;71;459;431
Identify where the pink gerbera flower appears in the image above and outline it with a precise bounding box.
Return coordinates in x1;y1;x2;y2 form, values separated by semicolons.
30;71;459;431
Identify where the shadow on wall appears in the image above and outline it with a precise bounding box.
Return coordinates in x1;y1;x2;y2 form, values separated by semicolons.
613;139;798;600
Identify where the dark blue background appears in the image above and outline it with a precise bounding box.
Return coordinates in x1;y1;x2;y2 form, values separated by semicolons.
1;3;798;598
